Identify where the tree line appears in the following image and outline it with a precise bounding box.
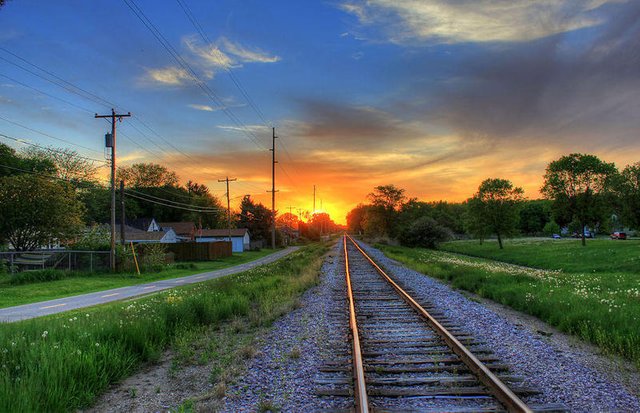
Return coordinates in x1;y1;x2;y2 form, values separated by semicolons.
347;153;640;248
0;143;285;250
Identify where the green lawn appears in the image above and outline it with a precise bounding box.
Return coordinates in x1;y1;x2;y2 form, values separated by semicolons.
0;249;276;309
0;243;329;412
378;239;640;368
439;238;640;274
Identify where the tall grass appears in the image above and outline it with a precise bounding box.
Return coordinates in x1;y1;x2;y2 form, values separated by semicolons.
0;243;328;412
379;245;640;369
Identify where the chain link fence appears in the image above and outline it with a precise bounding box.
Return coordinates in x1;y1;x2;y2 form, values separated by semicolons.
0;250;111;274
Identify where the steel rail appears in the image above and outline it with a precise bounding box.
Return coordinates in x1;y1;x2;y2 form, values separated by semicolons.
345;234;533;413
343;235;370;413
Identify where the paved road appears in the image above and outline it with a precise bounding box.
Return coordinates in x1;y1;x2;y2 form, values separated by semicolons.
0;247;299;323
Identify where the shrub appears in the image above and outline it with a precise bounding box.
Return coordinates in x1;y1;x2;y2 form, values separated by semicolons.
542;220;561;236
398;216;453;248
138;243;168;273
71;225;110;251
10;269;72;285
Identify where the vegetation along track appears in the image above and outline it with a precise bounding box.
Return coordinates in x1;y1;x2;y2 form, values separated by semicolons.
315;235;567;412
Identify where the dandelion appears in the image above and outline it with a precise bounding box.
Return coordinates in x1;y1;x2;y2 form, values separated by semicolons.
95;343;100;347
41;331;48;339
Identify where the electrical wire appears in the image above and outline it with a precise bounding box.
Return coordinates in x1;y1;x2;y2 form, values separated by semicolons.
0;114;104;154
0;132;108;164
125;188;222;211
125;192;220;213
123;0;269;151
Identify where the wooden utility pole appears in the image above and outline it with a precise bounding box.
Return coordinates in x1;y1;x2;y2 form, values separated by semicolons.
269;127;278;249
218;176;237;243
120;180;125;246
95;108;131;271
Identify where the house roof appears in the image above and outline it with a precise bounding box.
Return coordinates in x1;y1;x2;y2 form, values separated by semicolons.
127;218;158;231
196;228;249;238
117;229;174;241
159;222;195;236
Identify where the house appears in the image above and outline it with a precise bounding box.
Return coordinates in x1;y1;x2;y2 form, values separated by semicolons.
194;229;250;252
159;222;196;242
115;225;178;244
128;218;161;232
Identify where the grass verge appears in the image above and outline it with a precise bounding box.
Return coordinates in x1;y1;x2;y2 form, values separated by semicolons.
0;249;276;309
0;243;329;412
378;244;640;369
439;238;640;274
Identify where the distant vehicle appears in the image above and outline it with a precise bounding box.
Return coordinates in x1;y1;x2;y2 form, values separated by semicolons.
573;230;595;238
611;232;627;240
552;234;561;239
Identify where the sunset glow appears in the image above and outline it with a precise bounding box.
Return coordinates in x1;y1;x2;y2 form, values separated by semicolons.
1;1;639;225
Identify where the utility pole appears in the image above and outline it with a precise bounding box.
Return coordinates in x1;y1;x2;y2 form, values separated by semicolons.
218;176;237;243
313;185;316;214
120;180;125;246
287;205;297;228
268;127;278;249
95;108;131;271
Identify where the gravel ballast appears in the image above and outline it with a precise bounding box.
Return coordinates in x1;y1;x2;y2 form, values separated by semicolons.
222;239;640;412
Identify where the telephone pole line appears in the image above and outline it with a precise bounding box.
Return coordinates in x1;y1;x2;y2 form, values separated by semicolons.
268;127;278;249
218;176;237;243
95;108;131;271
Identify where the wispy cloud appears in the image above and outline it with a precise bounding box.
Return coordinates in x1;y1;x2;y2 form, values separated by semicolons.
340;0;615;44
217;124;270;135
183;36;234;69
188;104;218;112
144;66;193;86
219;37;281;63
143;36;279;87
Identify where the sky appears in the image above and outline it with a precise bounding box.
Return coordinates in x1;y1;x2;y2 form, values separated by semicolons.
1;0;639;224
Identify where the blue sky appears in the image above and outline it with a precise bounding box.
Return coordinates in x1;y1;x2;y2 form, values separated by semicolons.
1;1;639;222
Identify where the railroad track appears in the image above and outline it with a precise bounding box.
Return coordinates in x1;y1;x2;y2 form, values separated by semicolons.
315;235;566;412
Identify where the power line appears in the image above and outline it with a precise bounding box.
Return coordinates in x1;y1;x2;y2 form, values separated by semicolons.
0;114;104;154
123;0;268;151
0;48;205;173
125;192;220;213
0;132;108;163
0;47;114;109
0;161;107;187
0;72;95;114
125;188;222;211
175;0;271;127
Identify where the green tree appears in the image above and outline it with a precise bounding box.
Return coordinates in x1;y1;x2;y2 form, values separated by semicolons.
346;204;368;234
618;162;640;230
0;175;84;250
237;195;272;243
467;178;524;249
22;147;99;183
0;143;56;177
398;216;453;248
518;200;551;235
118;163;179;188
541;153;618;246
367;184;406;237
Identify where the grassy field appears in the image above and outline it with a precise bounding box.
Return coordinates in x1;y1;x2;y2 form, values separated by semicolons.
378;239;640;368
439;238;640;274
0;242;329;412
0;249;276;309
